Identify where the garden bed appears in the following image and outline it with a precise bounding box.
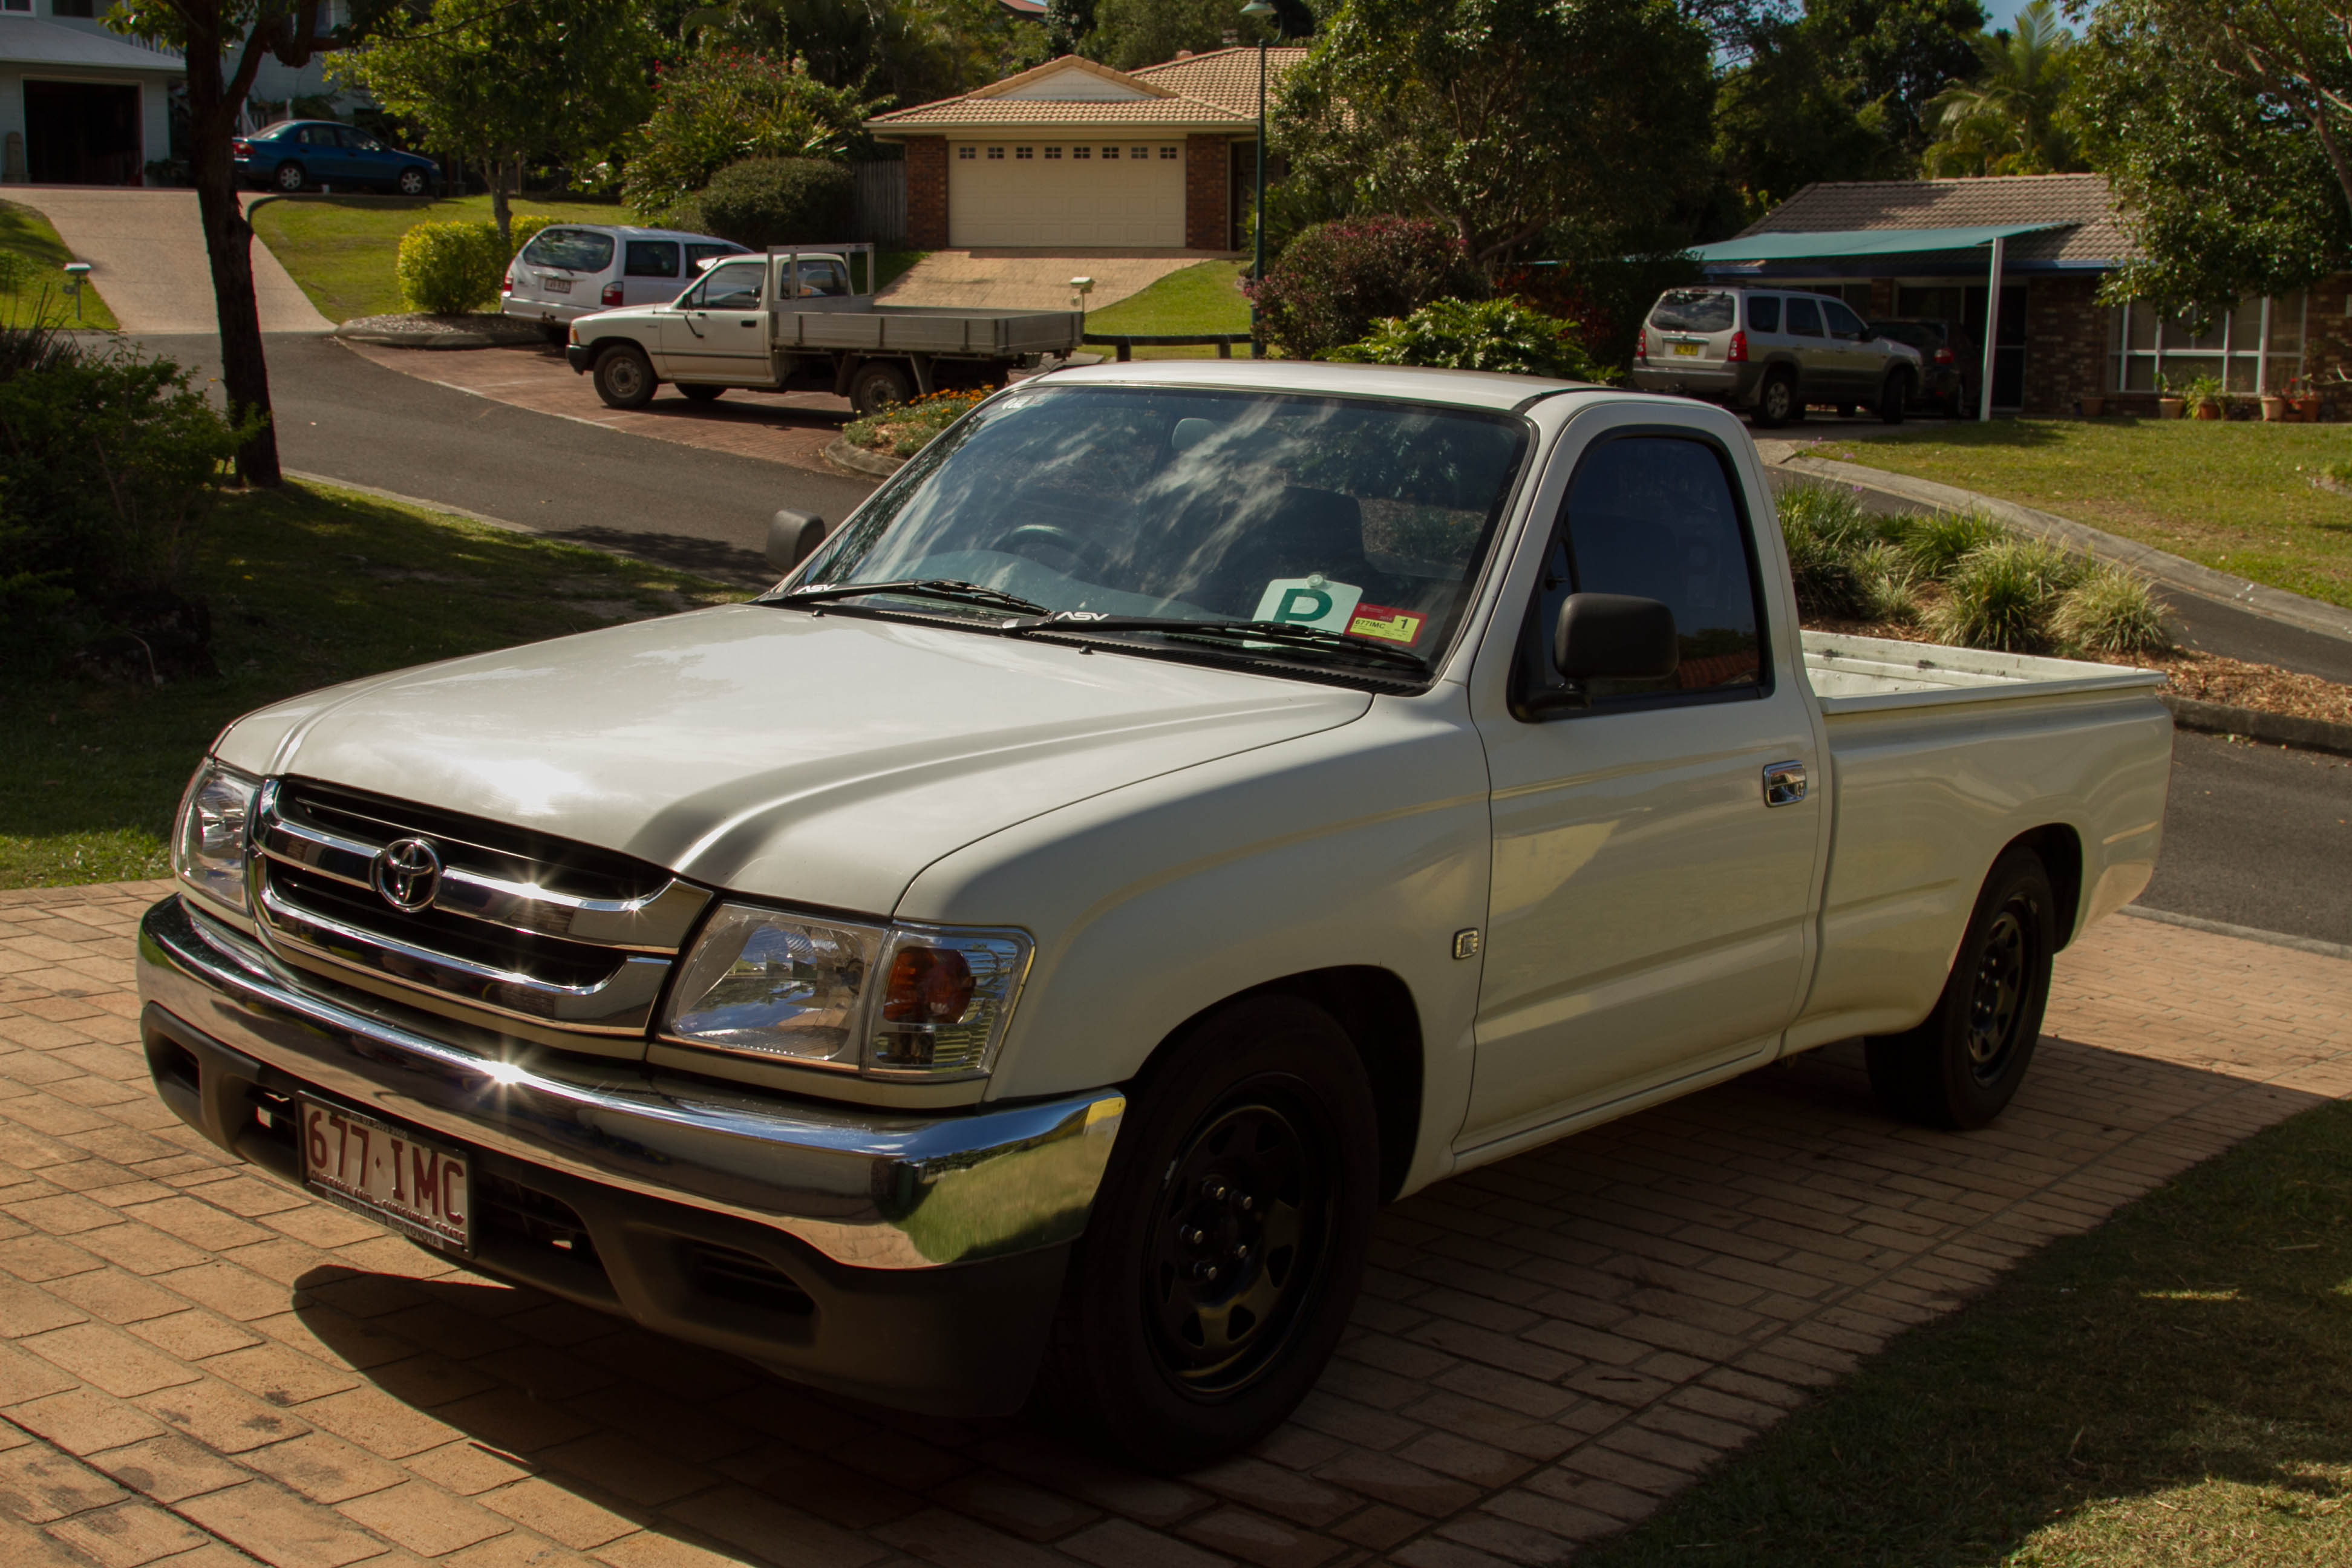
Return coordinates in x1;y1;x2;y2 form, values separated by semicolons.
842;385;990;457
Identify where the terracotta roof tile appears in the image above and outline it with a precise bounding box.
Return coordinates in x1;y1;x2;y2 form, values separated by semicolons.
1128;46;1309;116
867;45;1306;132
1742;174;2135;266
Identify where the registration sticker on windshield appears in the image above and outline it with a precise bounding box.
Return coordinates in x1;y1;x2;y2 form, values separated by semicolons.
1253;577;1364;632
1347;604;1427;646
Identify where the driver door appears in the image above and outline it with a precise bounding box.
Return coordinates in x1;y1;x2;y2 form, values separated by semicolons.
658;258;769;383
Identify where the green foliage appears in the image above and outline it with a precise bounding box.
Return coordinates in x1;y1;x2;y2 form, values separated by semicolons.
1930;537;2086;651
622;50;883;227
845;386;991;456
1777;482;1882;618
2050;564;2169;657
2180;371;2227;414
677;0;1034;109
1275;0;1715;273
1085;0;1284;69
1326;297;1607;381
395;217;554;315
2074;0;2352;313
1920;0;2084;176
1851;538;1922;624
1897;507;2007;578
0;328;254;661
696;157;854;249
1252;216;1485;360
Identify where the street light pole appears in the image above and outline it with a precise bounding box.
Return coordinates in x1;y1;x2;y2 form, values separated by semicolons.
1241;0;1274;358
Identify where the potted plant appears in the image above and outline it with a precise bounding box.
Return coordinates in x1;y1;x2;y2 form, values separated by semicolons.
2183;372;2226;420
2287;374;2322;422
2155;373;2185;419
2080;392;2105;417
2262;390;2288;421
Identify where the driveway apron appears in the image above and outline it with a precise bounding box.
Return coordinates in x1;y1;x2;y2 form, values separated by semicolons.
8;189;328;335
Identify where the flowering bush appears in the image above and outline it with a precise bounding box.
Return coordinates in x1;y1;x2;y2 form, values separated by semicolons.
844;386;990;457
1248;216;1484;360
1326;298;1606;380
623;51;881;226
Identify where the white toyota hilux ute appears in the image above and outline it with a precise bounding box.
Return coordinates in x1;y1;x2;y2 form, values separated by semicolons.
140;362;2171;1469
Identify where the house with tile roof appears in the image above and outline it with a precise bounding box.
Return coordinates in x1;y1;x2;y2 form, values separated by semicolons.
866;46;1307;252
1696;174;2337;416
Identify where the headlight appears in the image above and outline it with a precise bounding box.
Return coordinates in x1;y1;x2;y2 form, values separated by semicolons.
662;904;1032;1080
172;759;260;916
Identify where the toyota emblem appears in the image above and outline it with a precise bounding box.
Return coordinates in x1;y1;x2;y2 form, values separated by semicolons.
371;837;442;913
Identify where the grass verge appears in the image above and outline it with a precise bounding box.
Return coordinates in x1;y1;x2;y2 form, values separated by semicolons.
250;193;624;321
1085;260;1250;360
1583;1096;2352;1567
0;200;118;330
0;480;737;890
1812;419;2352;613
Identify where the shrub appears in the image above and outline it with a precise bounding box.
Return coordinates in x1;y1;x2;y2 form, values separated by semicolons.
623;50;878;224
1250;216;1485;360
396;215;557;314
2051;565;2169;658
696;158;854;249
1325;298;1608;380
1897;509;2008;580
1777;483;1881;618
1932;538;2085;652
1852;539;1921;625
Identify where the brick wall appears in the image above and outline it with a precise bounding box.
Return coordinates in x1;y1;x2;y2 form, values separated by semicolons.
1185;136;1230;252
904;138;948;249
1867;278;1895;316
2299;273;2352;408
2020;273;2106;417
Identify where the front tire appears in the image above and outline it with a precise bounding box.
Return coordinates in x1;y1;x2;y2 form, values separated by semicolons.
274;162;305;193
395;168;429;197
1038;995;1378;1471
591;346;657;410
1753;369;1799;429
1878;369;1913;423
1867;845;2056;1129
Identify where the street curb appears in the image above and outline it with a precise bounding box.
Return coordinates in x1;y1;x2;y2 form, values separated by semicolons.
2160;694;2352;759
824;436;904;479
1769;452;2352;647
335;316;550;351
2121;904;2352;963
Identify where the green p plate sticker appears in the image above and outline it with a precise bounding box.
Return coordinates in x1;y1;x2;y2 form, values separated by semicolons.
1253;576;1364;632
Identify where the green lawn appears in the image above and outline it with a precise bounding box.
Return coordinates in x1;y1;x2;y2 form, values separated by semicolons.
250;192;624;321
1;481;736;890
0;199;117;330
1584;1097;2352;1567
1815;419;2352;612
1085;260;1252;360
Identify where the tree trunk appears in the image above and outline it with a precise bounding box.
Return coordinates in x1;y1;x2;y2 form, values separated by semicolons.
183;22;279;488
490;157;512;251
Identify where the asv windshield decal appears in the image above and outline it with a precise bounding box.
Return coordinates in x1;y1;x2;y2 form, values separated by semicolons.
1252;576;1363;632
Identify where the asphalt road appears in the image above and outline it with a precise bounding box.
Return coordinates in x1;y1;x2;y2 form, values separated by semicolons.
130;332;878;585
129;331;2352;949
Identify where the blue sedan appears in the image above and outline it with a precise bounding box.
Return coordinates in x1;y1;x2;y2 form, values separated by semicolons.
235;121;441;196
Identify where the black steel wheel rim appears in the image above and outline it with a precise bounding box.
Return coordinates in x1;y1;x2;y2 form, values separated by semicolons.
1964;901;2034;1082
605;358;645;398
1145;1083;1333;1398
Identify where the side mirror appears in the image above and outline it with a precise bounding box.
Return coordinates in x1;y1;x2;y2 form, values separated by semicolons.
766;509;828;572
1554;593;1678;682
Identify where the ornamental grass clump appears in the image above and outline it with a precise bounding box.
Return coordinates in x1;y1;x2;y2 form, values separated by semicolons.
1777;483;1883;618
2050;564;2169;657
1932;538;2085;652
1852;539;1922;625
1897;508;2008;579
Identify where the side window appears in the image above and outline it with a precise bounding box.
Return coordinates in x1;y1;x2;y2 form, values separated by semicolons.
624;241;680;279
1785;297;1823;337
1823;301;1866;341
1517;436;1766;714
301;125;339;146
693;263;764;311
1745;295;1780;333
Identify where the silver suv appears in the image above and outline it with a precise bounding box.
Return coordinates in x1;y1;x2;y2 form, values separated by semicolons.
501;224;748;332
1630;286;1924;427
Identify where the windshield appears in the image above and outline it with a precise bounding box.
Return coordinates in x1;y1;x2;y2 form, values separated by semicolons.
783;385;1530;677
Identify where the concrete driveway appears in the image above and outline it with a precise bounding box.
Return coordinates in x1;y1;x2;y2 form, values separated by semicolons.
7;189;328;335
880;250;1226;311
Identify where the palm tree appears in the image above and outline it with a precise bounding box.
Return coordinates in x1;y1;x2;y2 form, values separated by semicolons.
1921;1;2085;177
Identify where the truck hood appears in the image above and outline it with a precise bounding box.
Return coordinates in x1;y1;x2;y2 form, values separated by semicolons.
217;604;1371;914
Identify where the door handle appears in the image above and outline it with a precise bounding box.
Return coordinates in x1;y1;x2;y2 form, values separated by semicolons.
739;318;758;327
1763;760;1807;807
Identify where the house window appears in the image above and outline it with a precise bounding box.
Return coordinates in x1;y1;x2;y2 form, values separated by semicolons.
1101;147;1119;160
1;1;34;13
1015;146;1033;159
1157;146;1178;160
957;146;975;160
52;0;97;14
986;146;1004;160
1073;146;1089;159
1044;146;1061;160
2110;293;2306;393
1131;146;1149;160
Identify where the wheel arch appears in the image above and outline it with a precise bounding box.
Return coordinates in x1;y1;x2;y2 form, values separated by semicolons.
2010;822;2085;950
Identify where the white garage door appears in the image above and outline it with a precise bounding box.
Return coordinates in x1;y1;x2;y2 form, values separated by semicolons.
949;141;1189;248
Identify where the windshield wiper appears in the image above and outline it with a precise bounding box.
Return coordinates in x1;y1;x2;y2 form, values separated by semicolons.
763;579;1052;617
1009;615;1429;674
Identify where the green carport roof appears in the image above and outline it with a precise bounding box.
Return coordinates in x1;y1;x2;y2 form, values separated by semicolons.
1688;223;2069;263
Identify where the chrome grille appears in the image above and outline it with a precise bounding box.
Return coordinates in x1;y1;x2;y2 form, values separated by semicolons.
250;779;710;1040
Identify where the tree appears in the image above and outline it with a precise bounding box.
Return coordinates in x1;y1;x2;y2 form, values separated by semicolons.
619;48;883;224
671;0;1030;106
1804;0;1987;156
112;0;395;486
332;0;658;249
1086;0;1310;69
1921;1;2083;175
2070;0;2352;310
1276;0;1715;274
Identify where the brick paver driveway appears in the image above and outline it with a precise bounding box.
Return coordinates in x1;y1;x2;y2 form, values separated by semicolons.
4;881;2348;1568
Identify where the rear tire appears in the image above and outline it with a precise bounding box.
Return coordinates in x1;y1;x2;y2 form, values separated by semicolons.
1866;845;2056;1130
395;168;429;197
849;361;914;417
678;384;724;403
274;162;305;193
1037;995;1378;1471
1877;369;1913;423
1753;369;1799;429
591;345;656;410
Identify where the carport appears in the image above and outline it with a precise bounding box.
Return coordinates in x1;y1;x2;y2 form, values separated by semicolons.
1687;223;2066;420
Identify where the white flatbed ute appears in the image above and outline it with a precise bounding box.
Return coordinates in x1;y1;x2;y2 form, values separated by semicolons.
137;365;2171;1469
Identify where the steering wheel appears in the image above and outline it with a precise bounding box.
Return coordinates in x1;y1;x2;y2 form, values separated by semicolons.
995;524;1108;577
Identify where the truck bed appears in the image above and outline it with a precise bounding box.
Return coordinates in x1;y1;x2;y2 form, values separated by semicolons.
777;304;1085;357
1801;630;2165;713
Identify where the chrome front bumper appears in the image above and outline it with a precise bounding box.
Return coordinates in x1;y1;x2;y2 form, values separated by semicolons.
137;895;1124;1272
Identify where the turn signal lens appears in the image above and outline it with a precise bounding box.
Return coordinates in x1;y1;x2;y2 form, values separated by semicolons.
869;926;1032;1076
601;282;624;307
883;946;975;1024
1726;330;1749;363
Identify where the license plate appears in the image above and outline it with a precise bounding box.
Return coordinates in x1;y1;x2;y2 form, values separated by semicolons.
299;1097;472;1252
1671;341;1702;357
543;276;572;294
